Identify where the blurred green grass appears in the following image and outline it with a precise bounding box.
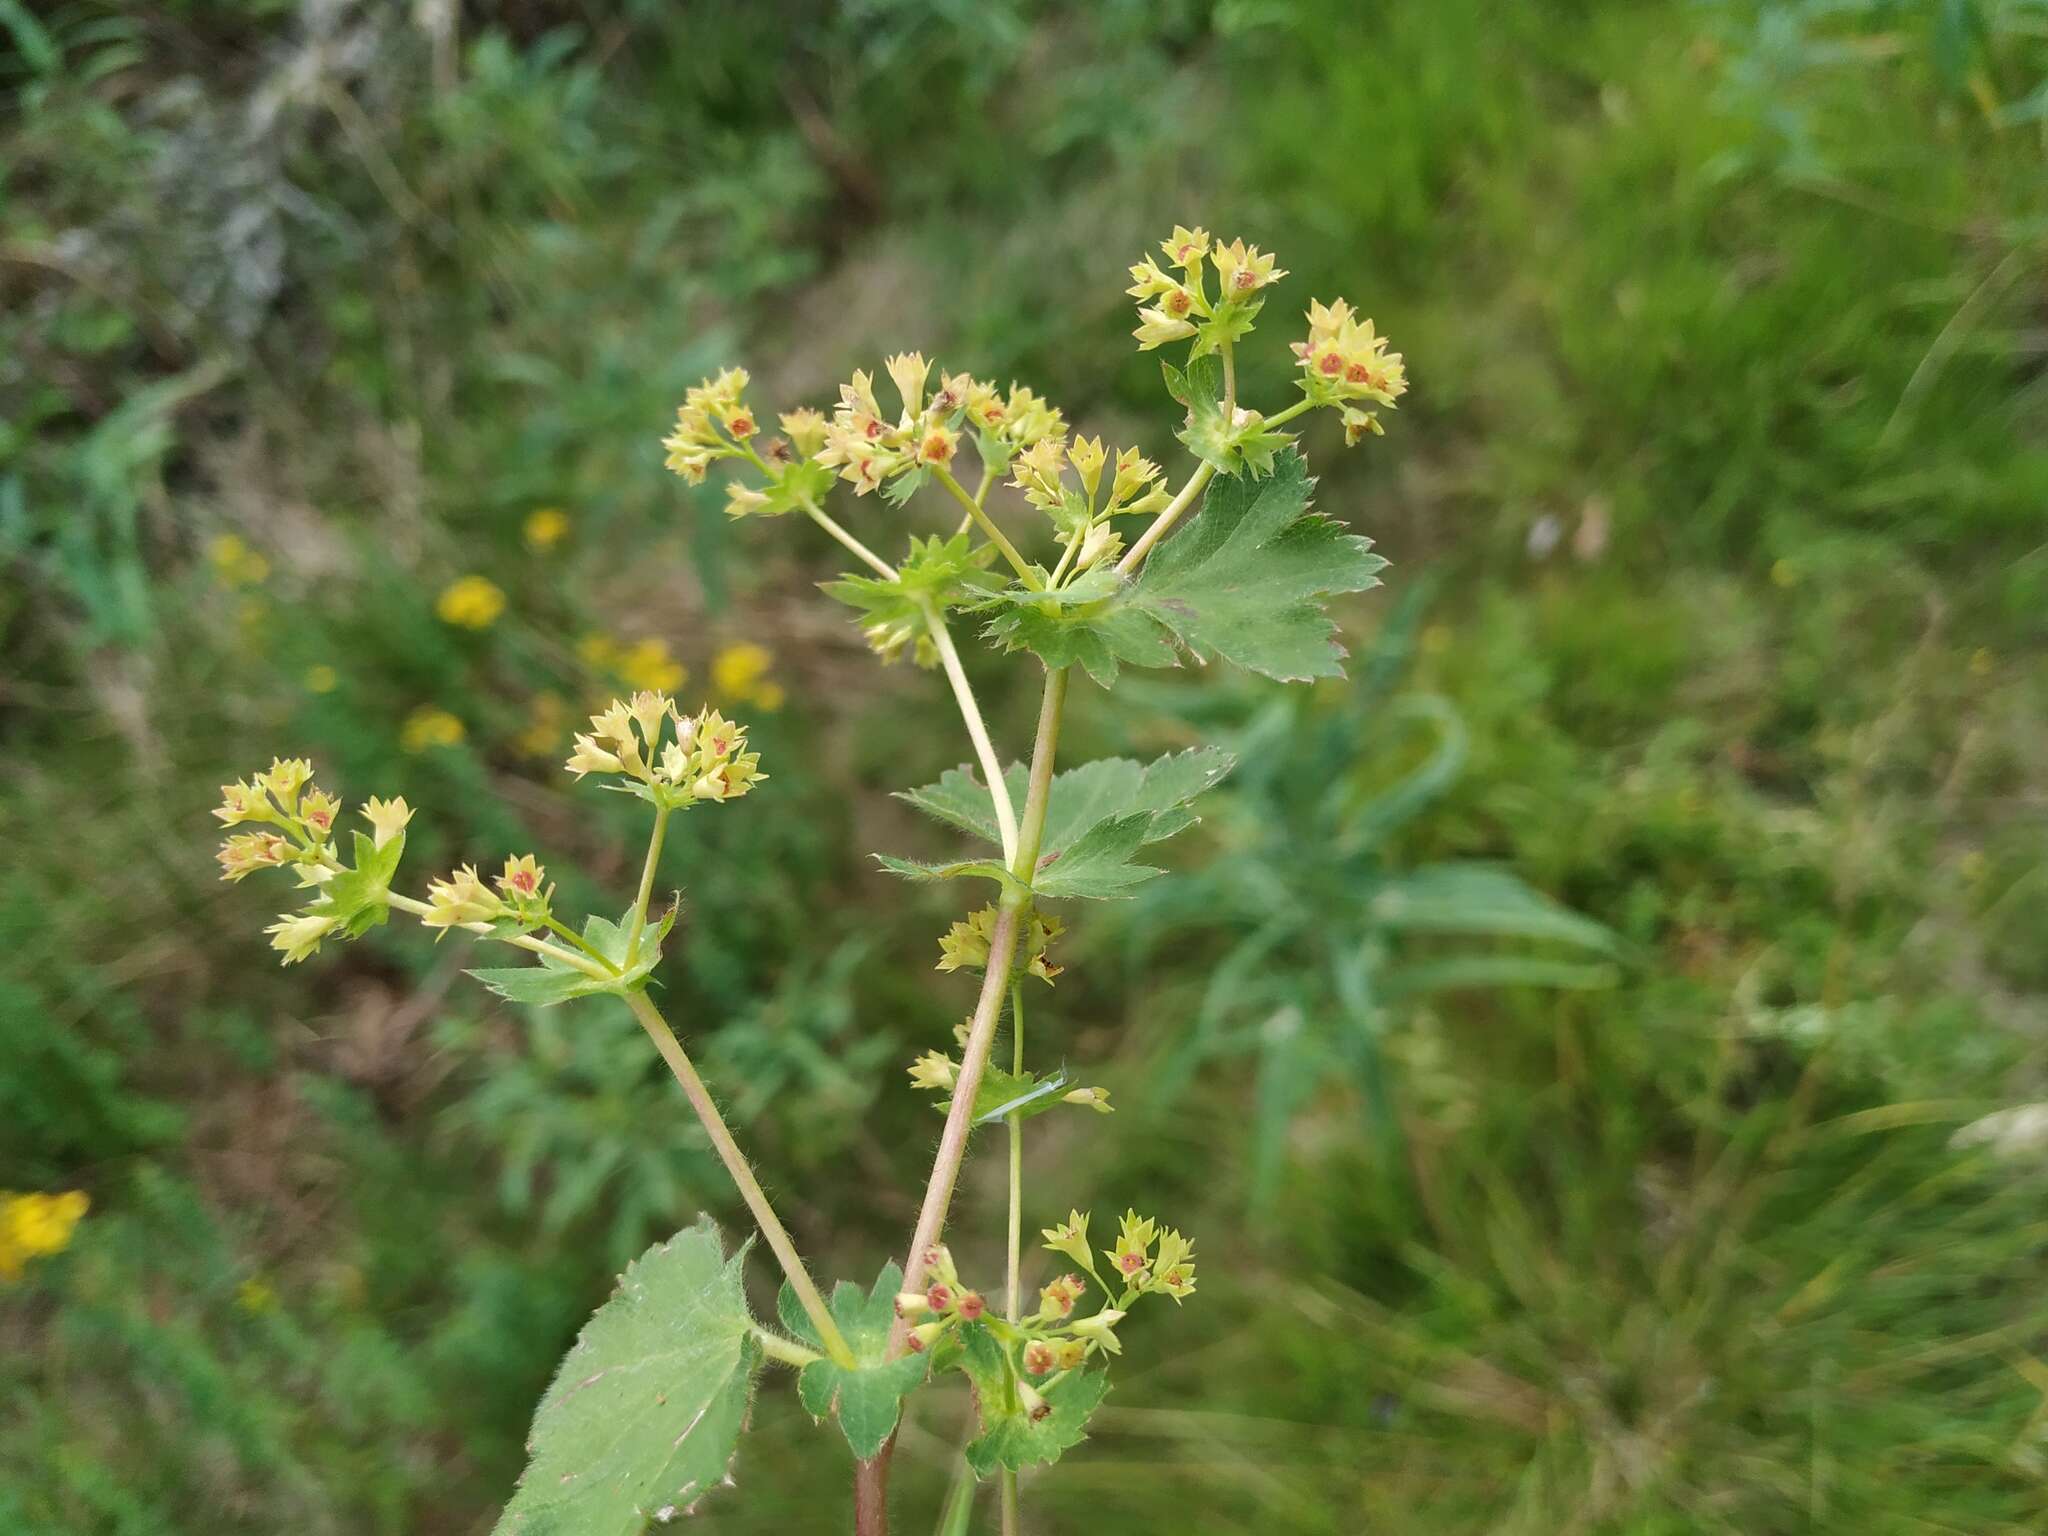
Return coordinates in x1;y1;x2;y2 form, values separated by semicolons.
4;1;2047;1531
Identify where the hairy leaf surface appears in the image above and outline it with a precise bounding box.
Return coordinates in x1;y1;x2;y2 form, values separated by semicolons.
493;1219;758;1533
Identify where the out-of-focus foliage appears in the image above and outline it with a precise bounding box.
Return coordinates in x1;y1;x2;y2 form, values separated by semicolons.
4;0;2046;1531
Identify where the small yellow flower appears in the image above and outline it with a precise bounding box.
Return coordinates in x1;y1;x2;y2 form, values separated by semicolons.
907;1051;958;1094
616;637;686;693
360;796;413;850
577;631;621;668
711;642;776;704
400;706;465;753
513;692;567;758
237;1276;278;1314
436;575;507;630
1041;1210;1092;1269
523;507;570;551
304;664;339;694
0;1190;89;1282
496;853;547;901
208;534;271;587
265;910;337;965
420;864;506;933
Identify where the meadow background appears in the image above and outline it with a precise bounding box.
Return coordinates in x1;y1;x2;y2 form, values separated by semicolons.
5;1;2048;1531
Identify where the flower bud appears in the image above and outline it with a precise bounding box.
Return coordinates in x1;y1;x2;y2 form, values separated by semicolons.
894;1291;931;1319
1017;1380;1052;1422
907;1320;947;1353
360;796;413;850
956;1290;985;1322
926;1283;954;1313
1022;1340;1057;1376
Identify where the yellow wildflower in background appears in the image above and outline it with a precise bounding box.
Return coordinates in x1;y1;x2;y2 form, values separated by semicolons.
436;575;506;630
0;1190;89;1282
304;664;339;694
617;637;685;693
712;642;783;711
400;705;465;753
208;534;270;587
237;1276;278;1314
577;631;620;668
524;507;570;550
513;692;568;758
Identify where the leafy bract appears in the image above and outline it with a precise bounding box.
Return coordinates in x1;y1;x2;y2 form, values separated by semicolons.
467;905;676;1007
1164;354;1294;476
819;532;997;638
493;1219;759;1533
954;1324;1109;1477
979;450;1385;686
885;748;1233;902
780;1262;928;1461
315;830;406;938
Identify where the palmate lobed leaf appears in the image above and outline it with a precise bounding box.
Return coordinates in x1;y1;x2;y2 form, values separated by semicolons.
493;1218;759;1534
467;905;677;1008
887;748;1234;902
979;449;1386;686
780;1262;929;1461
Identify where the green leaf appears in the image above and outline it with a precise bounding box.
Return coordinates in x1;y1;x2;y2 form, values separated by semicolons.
493;1218;759;1533
820;532;997;637
1370;866;1617;952
1165;354;1293;477
466;905;676;1008
1031;813;1163;900
893;748;1234;901
958;1328;1109;1479
313;830;407;937
908;1063;1074;1124
779;1262;929;1461
1130;449;1386;682
871;853;1021;892
980;565;1176;687
1378;956;1620;999
979;451;1382;684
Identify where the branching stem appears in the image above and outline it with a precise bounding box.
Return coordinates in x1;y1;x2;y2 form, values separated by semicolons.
625;804;670;965
624;990;856;1369
935;466;1036;585
920;597;1020;864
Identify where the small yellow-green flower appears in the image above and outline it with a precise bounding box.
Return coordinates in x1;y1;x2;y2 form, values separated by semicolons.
360;796;413;850
523;507;570;551
237;1276;278;1314
711;642;782;711
265;910;337;965
400;706;465;753
0;1190;89;1282
436;575;507;630
208;534;271;587
1041;1210;1092;1269
304;664;339;694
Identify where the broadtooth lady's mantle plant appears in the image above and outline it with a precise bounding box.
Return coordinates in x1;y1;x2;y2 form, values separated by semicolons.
215;225;1406;1534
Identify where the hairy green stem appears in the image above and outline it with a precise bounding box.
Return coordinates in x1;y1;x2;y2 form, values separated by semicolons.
753;1327;823;1369
1000;980;1028;1536
919;597;1020;864
1115;460;1215;574
893;666;1069;1329
626;804;670;965
935;466;1035;585
801;499;898;581
623;990;855;1369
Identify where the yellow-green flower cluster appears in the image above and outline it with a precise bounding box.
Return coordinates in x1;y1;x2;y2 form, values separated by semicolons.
662;367;757;484
420;854;551;936
1045;1207;1196;1306
0;1190;89;1282
811;352;1067;497
1291;297;1408;443
1009;435;1169;570
215;760;414;965
935;905;1064;982
564;691;765;809
1127;224;1286;352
